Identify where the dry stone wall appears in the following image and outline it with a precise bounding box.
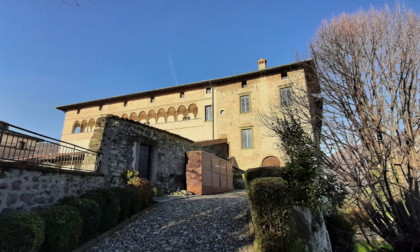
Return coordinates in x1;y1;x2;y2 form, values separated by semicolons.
0;161;105;212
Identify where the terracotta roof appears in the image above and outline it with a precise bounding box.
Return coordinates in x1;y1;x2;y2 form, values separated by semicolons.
56;60;312;112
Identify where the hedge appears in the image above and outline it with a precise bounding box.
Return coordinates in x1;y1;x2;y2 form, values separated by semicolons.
0;212;45;252
244;166;286;187
248;177;291;252
58;197;102;244
41;205;83;252
81;188;121;232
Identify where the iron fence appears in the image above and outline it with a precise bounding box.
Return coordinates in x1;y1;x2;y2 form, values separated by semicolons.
0;121;101;172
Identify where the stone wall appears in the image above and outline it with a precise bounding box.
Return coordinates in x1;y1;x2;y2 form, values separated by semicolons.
0;161;105;212
91;116;228;192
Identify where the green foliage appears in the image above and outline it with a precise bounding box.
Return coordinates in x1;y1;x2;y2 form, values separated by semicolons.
110;187;133;220
0;212;45;252
325;210;356;252
273;116;345;210
41;205;83;252
248;177;291;252
245;166;286;187
58;197;102;244
127;182;154;214
81;189;121;231
354;241;394;252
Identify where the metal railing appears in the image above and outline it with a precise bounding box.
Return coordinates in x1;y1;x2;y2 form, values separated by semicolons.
0;121;101;172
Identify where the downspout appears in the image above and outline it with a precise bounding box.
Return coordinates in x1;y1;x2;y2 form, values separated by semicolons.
211;81;215;140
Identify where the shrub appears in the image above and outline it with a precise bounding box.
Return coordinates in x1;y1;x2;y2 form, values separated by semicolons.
81;189;121;231
0;212;45;252
325;210;356;252
58;197;102;244
41;205;83;252
110;187;132;220
126;182;154;214
244;166;286;187
248;177;291;252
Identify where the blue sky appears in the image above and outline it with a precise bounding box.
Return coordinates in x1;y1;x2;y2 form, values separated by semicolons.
1;0;419;139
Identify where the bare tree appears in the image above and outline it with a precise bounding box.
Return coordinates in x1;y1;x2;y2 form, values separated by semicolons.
264;5;420;251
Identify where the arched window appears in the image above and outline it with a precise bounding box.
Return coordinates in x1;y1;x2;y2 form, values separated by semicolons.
80;120;88;133
138;111;147;123
157;108;166;123
188;103;198;119
148;110;156;124
177;105;187;121
72;121;81;134
167;107;176;122
122;113;128;119
261;156;281;167
130;112;138;121
88;119;95;131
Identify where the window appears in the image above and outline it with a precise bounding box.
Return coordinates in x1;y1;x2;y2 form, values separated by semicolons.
77;109;80;114
281;87;292;106
281;72;288;80
240;95;250;113
150;97;155;103
242;128;253;148
205;105;212;121
180;92;185;98
18;141;25;150
206;88;211;94
241;81;247;88
99;105;103;111
124;101;128;107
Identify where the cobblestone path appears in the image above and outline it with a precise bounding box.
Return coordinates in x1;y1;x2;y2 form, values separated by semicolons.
87;190;253;252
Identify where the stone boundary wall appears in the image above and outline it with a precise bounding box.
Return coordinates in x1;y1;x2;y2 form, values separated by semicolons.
0;161;105;212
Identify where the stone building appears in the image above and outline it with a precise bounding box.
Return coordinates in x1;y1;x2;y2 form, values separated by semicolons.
56;59;319;170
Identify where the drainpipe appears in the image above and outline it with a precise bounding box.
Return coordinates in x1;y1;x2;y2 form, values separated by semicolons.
211;81;215;140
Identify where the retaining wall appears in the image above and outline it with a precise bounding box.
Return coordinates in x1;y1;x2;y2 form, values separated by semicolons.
0;161;105;212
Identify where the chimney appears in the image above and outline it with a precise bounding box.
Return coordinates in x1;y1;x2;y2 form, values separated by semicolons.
258;58;267;70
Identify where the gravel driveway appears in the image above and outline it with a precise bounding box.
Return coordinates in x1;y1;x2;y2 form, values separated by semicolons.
86;190;253;252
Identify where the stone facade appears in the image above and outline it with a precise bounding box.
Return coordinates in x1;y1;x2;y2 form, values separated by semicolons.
0;161;105;212
91;116;228;192
57;59;319;170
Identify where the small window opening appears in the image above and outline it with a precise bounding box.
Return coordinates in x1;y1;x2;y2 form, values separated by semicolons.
99;105;103;111
206;88;211;94
150;97;155;103
77;109;80;114
124;101;128;107
180;92;185;98
281;72;288;80
18;141;25;150
241;81;247;88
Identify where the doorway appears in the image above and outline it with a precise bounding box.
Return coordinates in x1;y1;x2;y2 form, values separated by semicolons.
138;144;152;180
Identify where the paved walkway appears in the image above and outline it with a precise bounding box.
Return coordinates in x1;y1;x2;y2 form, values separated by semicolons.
86;190;253;252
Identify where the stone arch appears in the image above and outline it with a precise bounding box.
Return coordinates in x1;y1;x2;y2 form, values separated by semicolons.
130;112;138;121
138;111;147;123
167;107;176;122
261;156;281;167
122;113;128;119
157;108;166;123
88;118;95;131
80;120;88;133
177;105;187;121
148;110;156;124
72;121;81;134
188;103;198;119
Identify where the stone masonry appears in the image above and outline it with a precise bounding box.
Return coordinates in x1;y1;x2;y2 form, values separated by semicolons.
0;161;105;212
90;116;228;193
